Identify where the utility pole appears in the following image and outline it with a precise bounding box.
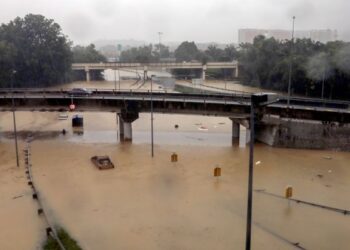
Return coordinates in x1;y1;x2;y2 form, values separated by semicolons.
245;94;279;250
245;97;255;250
287;16;295;106
158;32;163;62
150;76;154;157
118;66;121;90
114;46;117;91
11;70;19;167
321;69;325;100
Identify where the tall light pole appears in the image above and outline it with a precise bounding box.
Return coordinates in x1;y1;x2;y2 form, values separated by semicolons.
321;70;325;100
245;94;279;250
114;47;117;91
114;61;117;91
118;66;121;90
11;70;19;167
245;96;256;250
150;76;154;157
158;32;163;62
287;16;296;106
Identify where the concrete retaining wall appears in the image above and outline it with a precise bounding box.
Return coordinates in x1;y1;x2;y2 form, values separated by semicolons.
256;117;350;151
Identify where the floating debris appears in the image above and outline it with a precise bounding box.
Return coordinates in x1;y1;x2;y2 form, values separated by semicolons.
323;156;332;160
12;194;24;200
198;126;208;131
317;174;323;178
185;136;204;141
255;161;261;165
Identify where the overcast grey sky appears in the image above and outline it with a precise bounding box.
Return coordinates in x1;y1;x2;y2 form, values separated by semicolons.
0;0;349;44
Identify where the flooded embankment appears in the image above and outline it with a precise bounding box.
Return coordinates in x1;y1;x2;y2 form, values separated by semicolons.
0;111;350;250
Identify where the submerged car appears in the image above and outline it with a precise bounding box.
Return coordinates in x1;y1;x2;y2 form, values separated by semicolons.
68;88;92;96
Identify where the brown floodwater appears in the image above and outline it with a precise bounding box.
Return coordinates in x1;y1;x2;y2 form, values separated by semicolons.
0;111;350;250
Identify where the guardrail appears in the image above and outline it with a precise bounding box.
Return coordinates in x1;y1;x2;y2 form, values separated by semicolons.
24;140;66;250
0;88;349;110
0;88;251;103
72;61;238;69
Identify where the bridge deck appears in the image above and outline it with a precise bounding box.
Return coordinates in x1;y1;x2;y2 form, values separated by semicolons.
0;89;349;122
72;62;238;70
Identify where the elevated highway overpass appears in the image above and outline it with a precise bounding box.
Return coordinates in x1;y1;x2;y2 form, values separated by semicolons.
72;61;239;82
0;89;349;149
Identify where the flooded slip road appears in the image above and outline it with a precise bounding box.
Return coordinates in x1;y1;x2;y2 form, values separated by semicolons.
0;111;350;250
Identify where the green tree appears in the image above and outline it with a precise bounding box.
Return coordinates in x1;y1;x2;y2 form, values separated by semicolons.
72;44;106;63
204;45;223;62
153;44;170;60
223;45;238;61
120;45;156;63
0;41;16;84
237;35;350;99
0;14;72;87
306;52;332;98
174;41;200;62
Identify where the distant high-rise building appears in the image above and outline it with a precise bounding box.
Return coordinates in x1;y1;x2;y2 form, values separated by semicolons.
238;29;338;44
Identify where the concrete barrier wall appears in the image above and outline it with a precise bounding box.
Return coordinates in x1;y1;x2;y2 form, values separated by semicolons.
257;117;350;151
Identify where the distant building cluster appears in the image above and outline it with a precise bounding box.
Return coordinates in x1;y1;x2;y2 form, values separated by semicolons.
238;29;338;44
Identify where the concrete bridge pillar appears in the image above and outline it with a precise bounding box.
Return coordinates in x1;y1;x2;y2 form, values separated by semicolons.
118;113;124;139
202;65;207;81
230;118;250;147
85;66;90;82
123;122;132;140
231;120;240;144
118;105;139;142
118;114;135;142
118;116;132;141
234;66;239;78
143;66;148;81
239;124;250;148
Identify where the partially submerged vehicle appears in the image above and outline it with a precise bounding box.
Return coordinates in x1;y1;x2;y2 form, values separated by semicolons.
91;156;115;170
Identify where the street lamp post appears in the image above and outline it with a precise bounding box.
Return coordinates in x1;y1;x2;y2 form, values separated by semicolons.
114;60;117;91
245;96;256;250
11;70;19;167
287;16;296;106
321;70;325;100
118;64;121;90
150;76;154;157
245;93;279;250
158;32;163;62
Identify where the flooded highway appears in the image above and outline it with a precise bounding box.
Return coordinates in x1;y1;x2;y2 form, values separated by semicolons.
0;110;350;250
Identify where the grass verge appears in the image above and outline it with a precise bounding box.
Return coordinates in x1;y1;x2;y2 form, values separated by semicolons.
43;228;82;250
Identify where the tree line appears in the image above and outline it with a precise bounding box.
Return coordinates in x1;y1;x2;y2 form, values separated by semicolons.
119;41;237;63
0;14;106;87
1;14;349;100
238;35;350;100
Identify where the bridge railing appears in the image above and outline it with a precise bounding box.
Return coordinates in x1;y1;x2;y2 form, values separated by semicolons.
1;88;349;110
0;87;252;104
72;61;238;70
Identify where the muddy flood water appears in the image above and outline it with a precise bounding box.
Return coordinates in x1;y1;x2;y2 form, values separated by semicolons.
1;111;350;250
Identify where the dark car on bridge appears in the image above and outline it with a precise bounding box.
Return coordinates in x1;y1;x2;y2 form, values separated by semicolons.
68;88;93;96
